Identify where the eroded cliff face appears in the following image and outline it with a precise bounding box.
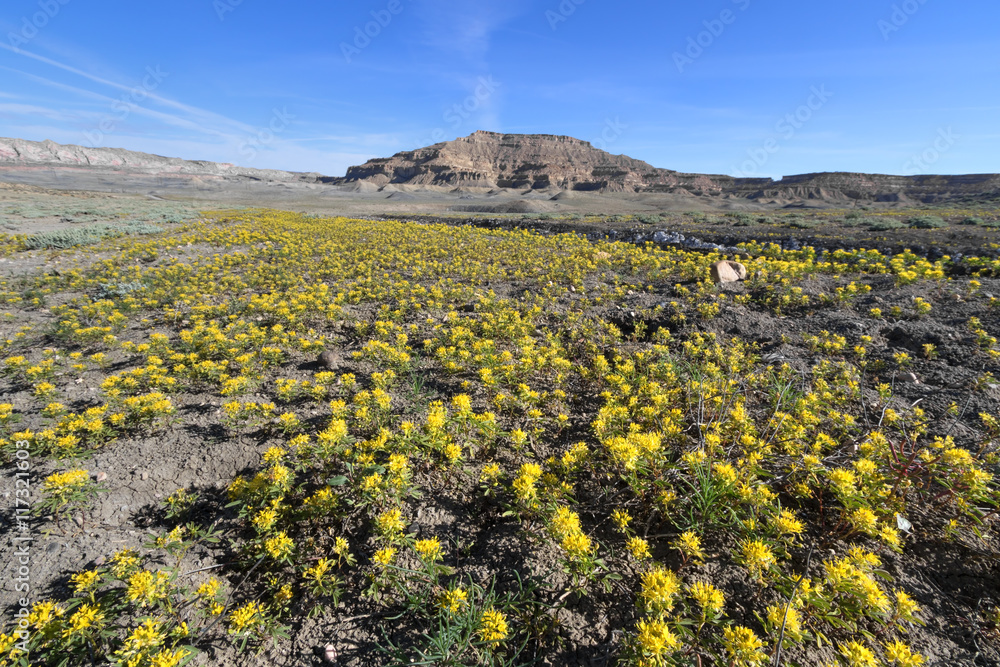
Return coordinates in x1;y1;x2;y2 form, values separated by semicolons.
341;130;730;192
339;131;1000;203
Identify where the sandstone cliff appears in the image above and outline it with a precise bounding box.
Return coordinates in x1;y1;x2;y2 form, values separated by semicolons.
339;130;733;193
338;131;1000;204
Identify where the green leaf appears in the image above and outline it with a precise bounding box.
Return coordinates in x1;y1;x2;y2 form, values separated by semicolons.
327;476;348;486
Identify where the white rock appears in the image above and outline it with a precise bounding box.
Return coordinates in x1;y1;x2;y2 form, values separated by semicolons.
710;260;746;284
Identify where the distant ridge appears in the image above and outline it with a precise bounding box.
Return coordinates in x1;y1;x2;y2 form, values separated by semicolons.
0;136;315;181
1;134;998;206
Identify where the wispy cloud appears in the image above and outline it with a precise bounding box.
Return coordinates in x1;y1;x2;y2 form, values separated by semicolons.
413;1;533;63
0;102;84;122
0;44;259;136
0;46;407;175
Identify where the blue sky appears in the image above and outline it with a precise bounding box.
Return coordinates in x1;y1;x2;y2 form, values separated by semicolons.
1;0;998;178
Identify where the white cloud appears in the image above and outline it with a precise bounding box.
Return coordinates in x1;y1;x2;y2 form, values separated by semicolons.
0;103;84;122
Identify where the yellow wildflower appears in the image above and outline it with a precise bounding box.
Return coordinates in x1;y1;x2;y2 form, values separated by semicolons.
478;607;509;644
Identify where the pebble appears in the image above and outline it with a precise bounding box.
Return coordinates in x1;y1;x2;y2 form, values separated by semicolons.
139;471;149;481
324;644;338;663
95;471;107;482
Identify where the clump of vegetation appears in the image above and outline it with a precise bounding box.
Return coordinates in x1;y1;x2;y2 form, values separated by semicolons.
726;212;758;227
866;219;906;231
23;222;164;250
97;281;147;300
960;216;985;226
35;469;106;532
908;215;947;229
787;218;818;229
636;214;663;224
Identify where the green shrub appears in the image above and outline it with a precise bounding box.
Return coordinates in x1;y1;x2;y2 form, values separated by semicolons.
959;216;984;226
23;221;163;250
845;211;864;220
636;214;663;224
98;281;147;299
787;219;818;229
727;213;757;227
865;219;906;231
908;215;947;229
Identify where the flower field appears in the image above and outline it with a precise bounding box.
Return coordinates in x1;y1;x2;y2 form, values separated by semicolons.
1;208;999;666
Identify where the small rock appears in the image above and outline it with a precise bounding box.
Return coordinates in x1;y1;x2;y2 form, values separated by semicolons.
73;514;84;527
901;373;920;384
710;260;747;284
324;644;338;663
139;471;149;481
95;472;107;482
319;350;341;370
